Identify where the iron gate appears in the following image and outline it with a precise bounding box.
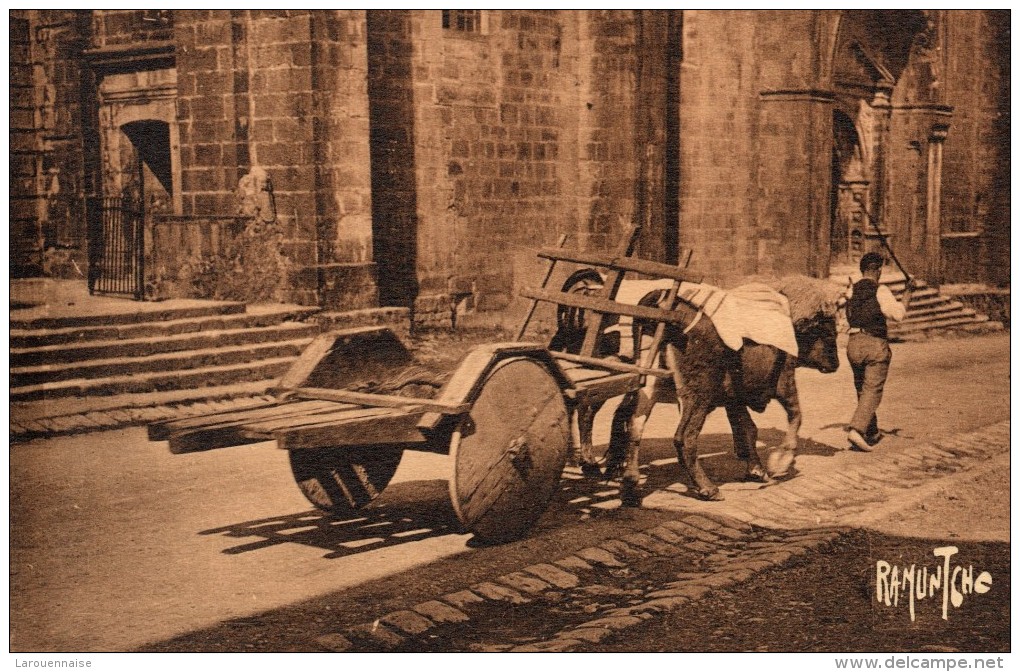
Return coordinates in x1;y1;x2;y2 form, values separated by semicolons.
86;196;145;299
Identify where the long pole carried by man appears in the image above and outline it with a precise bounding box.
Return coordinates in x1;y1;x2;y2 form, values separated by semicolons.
852;191;915;300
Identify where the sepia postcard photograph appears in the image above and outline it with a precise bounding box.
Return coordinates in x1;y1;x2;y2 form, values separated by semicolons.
8;8;1011;668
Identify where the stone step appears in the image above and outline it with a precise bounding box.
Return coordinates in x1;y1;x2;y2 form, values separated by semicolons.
903;302;972;321
901;297;954;312
10;338;314;389
890;313;992;336
892;287;940;301
10;305;320;348
10;380;277;426
10;322;320;367
9;300;246;331
10;356;298;402
883;277;929;290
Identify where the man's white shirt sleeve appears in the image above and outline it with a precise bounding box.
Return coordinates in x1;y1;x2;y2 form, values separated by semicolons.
875;284;907;322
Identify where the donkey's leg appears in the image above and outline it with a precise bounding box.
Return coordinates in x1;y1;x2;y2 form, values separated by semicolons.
615;378;660;507
661;343;716;500
765;368;800;478
674;397;717;500
776;367;801;453
725;402;769;482
576;399;607;479
606;391;637;480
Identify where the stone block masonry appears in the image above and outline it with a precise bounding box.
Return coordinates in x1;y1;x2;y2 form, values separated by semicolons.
174;10;377;309
11;10;1008;316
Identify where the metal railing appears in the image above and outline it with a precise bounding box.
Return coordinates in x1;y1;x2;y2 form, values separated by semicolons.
86;196;145;299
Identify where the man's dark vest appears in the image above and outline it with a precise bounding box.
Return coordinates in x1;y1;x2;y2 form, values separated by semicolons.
847;278;887;339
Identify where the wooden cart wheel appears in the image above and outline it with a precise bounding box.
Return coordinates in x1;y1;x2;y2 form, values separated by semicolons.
450;357;570;543
289;445;403;516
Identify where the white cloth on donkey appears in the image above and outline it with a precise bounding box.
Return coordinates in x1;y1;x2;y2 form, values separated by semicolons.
610;279;799;357
711;283;799;356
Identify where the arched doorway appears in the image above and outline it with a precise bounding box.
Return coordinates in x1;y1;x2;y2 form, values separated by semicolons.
830;108;869;264
119;120;174;216
90;68;181;297
825;10;941;277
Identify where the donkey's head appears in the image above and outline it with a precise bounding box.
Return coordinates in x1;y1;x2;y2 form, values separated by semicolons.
775;275;843;374
793;312;839;373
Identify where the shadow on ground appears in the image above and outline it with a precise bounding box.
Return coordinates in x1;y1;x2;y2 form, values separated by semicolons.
199;431;845;559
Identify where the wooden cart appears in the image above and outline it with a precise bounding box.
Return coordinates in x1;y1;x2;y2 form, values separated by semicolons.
149;227;700;544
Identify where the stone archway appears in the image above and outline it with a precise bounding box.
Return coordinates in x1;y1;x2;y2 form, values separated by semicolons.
97;68;181;215
92;68;181;298
825;9;940;276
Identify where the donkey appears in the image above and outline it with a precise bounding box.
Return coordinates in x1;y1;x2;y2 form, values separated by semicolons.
559;276;841;504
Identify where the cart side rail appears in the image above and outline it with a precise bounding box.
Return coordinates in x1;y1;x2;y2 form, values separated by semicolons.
416;343;574;432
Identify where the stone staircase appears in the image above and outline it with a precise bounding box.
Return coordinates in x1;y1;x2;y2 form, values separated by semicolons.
830;266;1004;340
10;302;321;403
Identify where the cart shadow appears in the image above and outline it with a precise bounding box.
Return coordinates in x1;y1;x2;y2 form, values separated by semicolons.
200;479;459;559
201;431;843;557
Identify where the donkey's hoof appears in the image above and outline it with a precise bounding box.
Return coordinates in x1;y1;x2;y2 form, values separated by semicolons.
765;449;796;479
695;487;723;502
742;466;772;483
620;488;643;508
580;462;604;479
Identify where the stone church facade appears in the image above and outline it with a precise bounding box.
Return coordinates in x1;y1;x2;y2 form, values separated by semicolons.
10;10;1009;320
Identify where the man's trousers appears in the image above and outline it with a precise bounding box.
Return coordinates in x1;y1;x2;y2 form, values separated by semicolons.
846;332;891;438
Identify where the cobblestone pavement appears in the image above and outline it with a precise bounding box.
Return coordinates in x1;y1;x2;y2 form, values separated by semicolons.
302;420;1009;653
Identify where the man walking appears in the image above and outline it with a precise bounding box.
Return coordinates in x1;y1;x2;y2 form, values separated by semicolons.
844;252;913;451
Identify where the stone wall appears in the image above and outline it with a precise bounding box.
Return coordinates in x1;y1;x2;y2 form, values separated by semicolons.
366;10;419;308
754;11;834;280
677;10;765;285
405;10;582;313
941;10;1010;286
10;11;42;277
10;10;1010;316
172;10;377;308
379;10;678;318
10;10;91;278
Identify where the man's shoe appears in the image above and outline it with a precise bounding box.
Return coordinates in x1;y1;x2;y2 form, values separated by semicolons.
847;428;873;452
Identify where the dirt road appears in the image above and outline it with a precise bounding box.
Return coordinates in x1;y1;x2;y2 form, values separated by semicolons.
8;333;1009;652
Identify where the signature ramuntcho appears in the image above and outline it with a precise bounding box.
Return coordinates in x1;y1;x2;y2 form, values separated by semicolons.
876;545;993;622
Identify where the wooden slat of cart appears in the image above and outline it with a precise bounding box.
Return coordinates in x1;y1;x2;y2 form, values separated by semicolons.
149;399;341;441
276;408;429;451
562;365;615;384
239;405;402;437
551;351;671;378
535;248;703;284
148;397;276;440
163;401;360;454
519;287;688;325
571;372;643;406
287;387;470;414
578;225;642;358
